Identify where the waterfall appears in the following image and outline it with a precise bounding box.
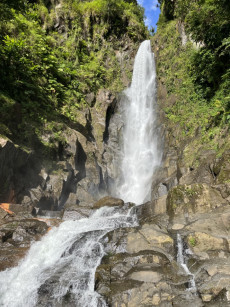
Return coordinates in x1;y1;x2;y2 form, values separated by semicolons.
116;40;160;204
0;40;159;306
177;234;196;292
0;206;137;307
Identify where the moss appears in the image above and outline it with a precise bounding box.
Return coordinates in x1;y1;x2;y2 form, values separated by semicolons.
102;251;115;263
188;235;196;247
170;186;185;201
0;0;147;149
168;184;204;216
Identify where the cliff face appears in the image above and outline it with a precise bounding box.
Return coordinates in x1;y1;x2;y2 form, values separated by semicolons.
94;2;230;306
0;0;148;271
0;0;148;209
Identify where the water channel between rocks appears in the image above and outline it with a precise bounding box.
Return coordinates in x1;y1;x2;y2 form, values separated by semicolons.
0;40;163;307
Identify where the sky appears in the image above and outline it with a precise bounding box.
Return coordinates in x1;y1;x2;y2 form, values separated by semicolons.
137;0;161;31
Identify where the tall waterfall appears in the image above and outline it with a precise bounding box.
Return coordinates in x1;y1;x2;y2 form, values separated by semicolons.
0;41;160;306
116;40;160;204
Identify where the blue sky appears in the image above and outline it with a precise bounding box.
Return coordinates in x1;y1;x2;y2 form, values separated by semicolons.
137;0;161;31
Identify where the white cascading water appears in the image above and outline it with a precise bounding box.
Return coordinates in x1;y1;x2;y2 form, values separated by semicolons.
116;40;160;204
0;40;159;306
0;206;137;307
177;234;196;292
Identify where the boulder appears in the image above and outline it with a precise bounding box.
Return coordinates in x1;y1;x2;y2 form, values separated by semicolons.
0;219;48;244
93;196;124;209
0;218;48;271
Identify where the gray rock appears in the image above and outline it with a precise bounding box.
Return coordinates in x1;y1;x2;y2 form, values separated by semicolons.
93;196;124;209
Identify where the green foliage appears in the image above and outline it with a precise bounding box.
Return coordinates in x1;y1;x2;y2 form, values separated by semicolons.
158;0;175;21
184;0;230;48
179;0;230;108
79;0;147;40
0;0;147;144
0;0;26;26
188;236;196;247
159;0;230;106
156;0;230;154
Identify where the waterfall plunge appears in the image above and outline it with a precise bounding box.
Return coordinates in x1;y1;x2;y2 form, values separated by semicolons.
116;40;160;205
0;41;160;307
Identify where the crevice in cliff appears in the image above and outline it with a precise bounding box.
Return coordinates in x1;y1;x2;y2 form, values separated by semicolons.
58;139;87;210
74;139;87;180
103;97;117;144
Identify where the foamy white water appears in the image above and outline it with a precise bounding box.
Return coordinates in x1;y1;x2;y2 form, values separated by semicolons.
177;234;196;292
0;206;137;307
116;40;160;204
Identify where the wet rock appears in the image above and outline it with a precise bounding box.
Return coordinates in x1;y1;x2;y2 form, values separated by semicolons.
126;224;174;255
37;210;63;219
96;247;188;307
0;243;28;272
151;166;177;201
0;218;48;271
95;217;188;307
8;203;34;215
91;89;116;152
93;196;124;209
62;206;93;220
0;219;48;245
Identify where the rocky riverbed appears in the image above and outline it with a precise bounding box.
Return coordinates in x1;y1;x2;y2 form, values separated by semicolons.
95;148;230;306
1;148;229;306
0;83;230;306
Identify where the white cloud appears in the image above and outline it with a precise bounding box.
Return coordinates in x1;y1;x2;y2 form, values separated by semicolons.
137;0;144;6
144;17;152;27
150;0;158;11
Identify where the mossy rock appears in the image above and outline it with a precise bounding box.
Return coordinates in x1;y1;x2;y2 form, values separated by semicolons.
214;150;230;184
167;184;226;219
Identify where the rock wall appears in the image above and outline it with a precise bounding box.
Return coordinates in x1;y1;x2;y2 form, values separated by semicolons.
94;117;230;306
0;26;142;271
93;27;230;307
0;37;139;212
